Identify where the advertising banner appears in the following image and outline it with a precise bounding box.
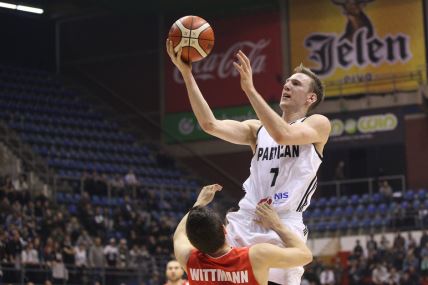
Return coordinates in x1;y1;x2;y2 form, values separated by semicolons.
327;107;404;148
164;12;283;143
289;0;426;96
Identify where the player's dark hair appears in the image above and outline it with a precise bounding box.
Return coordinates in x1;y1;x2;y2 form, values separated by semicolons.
293;64;325;111
186;206;225;255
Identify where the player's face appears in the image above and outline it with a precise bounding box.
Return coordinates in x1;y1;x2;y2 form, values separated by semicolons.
280;73;315;111
166;261;184;282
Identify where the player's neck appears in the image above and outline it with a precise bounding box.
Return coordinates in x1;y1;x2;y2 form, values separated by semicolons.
209;244;233;258
281;109;307;123
166;279;184;285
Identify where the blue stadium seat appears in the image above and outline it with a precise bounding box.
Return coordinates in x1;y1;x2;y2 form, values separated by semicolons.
349;194;359;205
404;190;415;201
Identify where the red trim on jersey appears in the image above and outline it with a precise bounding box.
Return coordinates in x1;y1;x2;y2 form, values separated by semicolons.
186;247;259;284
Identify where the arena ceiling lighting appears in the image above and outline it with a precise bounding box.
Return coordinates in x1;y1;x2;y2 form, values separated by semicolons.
0;1;43;14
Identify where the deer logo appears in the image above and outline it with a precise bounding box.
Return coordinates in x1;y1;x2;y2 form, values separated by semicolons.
332;0;375;42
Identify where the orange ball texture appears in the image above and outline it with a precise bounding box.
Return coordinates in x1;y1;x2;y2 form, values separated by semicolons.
168;15;215;63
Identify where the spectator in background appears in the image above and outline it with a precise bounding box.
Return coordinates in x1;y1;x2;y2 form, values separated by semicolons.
21;241;38;264
320;265;335;285
128;244;139;268
51;250;68;285
347;259;363;285
332;256;343;285
421;243;428;275
117;239;128;268
59;239;74;268
386;267;400;285
353;239;364;259
421;230;428;248
403;251;419;272
366;234;378;252
379;180;393;201
76;230;93;248
372;262;389;284
12;174;29;192
6;230;24;264
164;260;188;285
74;242;87;268
110;174;125;194
393;232;405;251
334;161;345;180
124;169;139;187
88;237;105;268
104;238;118;268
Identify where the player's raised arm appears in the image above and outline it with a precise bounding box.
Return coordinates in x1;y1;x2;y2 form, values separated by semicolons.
173;184;223;271
250;203;312;270
166;39;260;149
233;50;330;147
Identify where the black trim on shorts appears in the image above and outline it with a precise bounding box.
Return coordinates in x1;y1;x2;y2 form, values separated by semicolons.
268;282;281;285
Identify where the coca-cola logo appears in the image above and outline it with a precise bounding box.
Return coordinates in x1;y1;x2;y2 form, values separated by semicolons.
173;39;271;83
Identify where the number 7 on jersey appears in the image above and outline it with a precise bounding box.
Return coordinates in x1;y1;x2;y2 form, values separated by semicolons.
270;167;279;187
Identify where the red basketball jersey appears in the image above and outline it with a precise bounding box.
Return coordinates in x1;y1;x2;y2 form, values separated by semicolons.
186;247;259;285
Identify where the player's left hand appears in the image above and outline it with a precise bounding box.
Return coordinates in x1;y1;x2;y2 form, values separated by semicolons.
233;50;256;95
194;184;223;207
255;202;282;231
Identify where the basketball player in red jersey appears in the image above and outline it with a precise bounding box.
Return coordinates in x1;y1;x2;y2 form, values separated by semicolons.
165;260;189;285
173;184;313;285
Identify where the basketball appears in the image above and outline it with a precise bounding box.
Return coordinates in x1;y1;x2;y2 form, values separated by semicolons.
168;15;215;63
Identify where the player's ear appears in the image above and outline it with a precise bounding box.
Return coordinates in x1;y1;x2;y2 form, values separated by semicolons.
223;225;227;235
307;92;317;105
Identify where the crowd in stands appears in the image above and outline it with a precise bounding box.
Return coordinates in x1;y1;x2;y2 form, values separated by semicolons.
303;231;428;285
0;172;196;285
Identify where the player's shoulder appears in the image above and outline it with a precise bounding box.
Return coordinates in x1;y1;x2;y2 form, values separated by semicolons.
243;119;262;128
243;119;262;135
304;114;331;131
304;114;330;124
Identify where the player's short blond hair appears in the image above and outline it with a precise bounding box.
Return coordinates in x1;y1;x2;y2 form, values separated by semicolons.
293;64;325;111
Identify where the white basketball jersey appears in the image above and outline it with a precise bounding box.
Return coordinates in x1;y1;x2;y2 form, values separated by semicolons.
239;118;322;215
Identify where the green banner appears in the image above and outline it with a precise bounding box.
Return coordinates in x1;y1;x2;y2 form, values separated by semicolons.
163;105;263;143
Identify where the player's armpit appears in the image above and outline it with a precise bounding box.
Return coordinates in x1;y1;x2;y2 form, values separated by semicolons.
249;243;313;269
203;119;261;147
272;114;331;146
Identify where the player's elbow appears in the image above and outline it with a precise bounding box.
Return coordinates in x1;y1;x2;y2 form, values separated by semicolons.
200;120;217;134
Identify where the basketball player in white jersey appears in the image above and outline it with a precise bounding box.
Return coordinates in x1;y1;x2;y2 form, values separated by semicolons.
167;39;331;285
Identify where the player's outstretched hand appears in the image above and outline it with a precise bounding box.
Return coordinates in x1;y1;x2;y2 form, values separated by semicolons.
233;50;255;95
255;202;282;231
166;39;192;74
194;184;223;207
